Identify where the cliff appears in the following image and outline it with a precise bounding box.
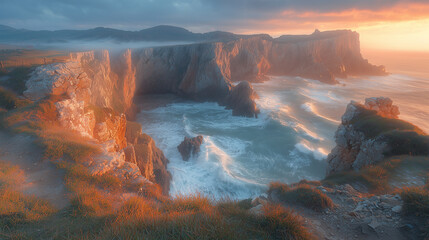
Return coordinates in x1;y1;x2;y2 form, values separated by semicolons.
21;30;387;194
24;30;385;118
327;97;429;174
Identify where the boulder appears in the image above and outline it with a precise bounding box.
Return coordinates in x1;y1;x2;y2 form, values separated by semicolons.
177;135;204;161
224;81;260;118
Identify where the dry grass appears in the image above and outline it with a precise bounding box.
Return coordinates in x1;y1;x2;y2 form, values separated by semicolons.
269;182;334;211
262;204;313;240
36;128;100;163
401;186;429;217
0;162;56;235
323;156;429;193
0;66;33;94
0;87;31;110
101;196;313;240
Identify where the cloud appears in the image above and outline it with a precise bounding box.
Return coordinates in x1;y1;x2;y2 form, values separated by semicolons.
1;0;429;33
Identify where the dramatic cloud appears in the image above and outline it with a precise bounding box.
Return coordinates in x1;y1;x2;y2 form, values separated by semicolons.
1;0;429;32
1;0;429;50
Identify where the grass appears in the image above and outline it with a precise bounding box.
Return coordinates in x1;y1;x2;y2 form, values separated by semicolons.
323;165;390;193
349;106;429;157
401;185;429;217
36;128;100;163
101;196;313;240
0;162;56;236
268;182;334;211
323;156;429;193
0;87;31;110
0;75;314;239
383;130;429;156
0;66;33;94
0;192;313;239
400;184;429;239
350;107;425;139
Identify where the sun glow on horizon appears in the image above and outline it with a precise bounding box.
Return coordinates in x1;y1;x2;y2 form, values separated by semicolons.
233;3;429;52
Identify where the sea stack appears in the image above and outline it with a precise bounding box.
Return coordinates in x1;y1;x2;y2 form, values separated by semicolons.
177;135;204;161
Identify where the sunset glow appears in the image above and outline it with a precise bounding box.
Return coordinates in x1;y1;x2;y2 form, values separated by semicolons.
235;3;429;51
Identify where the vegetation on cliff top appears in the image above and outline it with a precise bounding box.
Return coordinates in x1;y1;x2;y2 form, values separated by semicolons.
350;107;429;157
268;181;334;211
323;156;429;193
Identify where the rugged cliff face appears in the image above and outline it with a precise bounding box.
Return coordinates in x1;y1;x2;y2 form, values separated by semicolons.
25;30;385;119
327;97;429;175
22;30;386;194
23;52;169;193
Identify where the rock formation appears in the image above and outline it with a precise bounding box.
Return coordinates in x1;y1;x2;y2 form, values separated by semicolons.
125;122;171;194
224;81;260;117
327;97;428;175
22;30;388;194
23;53;171;194
177;135;204;161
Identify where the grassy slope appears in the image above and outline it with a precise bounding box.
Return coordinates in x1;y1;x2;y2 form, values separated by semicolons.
0;91;313;239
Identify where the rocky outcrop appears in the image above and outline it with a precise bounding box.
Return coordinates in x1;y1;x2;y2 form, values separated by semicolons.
224;81;260;117
363;97;399;119
22;30;387;195
23;52;171;194
133;134;171;194
327;97;428;175
177;135;204;161
124;121;171;194
24;30;385;120
273;30;386;83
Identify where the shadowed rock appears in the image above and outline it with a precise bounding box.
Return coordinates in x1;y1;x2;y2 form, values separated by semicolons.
224;81;260;118
177;135;204;161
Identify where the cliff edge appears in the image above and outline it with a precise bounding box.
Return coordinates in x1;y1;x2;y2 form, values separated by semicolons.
327;97;429;175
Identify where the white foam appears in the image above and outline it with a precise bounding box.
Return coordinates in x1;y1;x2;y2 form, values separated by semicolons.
294;142;328;161
301;102;340;124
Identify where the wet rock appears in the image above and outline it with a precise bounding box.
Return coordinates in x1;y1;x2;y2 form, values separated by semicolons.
177;135;204;161
224;81;260;118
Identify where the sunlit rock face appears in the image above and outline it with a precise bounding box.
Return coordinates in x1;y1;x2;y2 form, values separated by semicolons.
272;30;386;83
327;97;427;175
364;97;400;119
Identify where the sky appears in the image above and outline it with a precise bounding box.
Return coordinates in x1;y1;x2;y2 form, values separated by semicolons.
1;0;429;51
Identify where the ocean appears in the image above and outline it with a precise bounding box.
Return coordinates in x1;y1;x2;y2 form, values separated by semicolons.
137;55;429;199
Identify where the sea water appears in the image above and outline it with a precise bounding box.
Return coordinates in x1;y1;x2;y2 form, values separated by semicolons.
136;74;429;199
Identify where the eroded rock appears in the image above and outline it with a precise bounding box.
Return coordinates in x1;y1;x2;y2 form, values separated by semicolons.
177;135;204;161
224;81;260;117
327;97;427;175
